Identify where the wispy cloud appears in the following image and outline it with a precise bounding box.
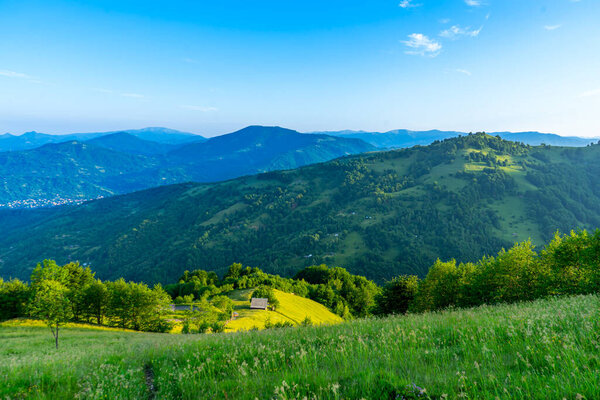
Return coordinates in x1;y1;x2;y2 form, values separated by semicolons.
456;69;472;76
402;34;442;57
465;0;482;6
0;69;43;84
440;25;482;39
92;88;114;94
180;105;219;112
0;69;31;79
544;24;562;31
439;18;451;24
121;93;145;99
398;0;421;8
580;88;600;98
182;58;200;64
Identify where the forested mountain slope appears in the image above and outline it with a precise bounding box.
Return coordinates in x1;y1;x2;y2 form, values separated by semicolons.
0;141;180;204
1;134;600;283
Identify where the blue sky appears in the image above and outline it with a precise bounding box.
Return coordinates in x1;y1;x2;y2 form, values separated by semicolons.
0;0;599;137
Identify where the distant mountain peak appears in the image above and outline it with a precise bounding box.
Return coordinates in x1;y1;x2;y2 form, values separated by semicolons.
234;125;298;135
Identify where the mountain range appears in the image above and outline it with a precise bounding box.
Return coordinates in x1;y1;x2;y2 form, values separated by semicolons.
0;126;374;205
0;127;204;153
2;133;599;284
311;129;599;148
2;125;598;207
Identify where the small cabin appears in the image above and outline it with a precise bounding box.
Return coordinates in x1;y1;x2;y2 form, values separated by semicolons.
250;298;269;310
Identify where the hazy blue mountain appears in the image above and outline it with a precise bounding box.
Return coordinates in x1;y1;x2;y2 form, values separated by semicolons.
310;129;598;149
108;127;205;145
0;131;62;152
168;125;376;182
495;131;597;146
0;127;205;152
86;132;178;155
0;126;374;205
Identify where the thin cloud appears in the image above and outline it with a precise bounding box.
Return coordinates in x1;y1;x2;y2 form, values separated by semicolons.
579;88;600;98
180;105;219;112
0;69;31;79
456;69;472;76
398;0;421;8
402;34;442;57
465;0;482;6
544;24;562;31
440;25;482;39
0;69;43;84
439;18;451;24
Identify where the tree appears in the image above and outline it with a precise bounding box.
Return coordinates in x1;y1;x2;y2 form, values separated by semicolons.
105;279;130;329
374;275;419;315
0;278;30;321
80;280;108;324
413;259;460;312
30;260;94;321
224;263;243;280
29;280;72;349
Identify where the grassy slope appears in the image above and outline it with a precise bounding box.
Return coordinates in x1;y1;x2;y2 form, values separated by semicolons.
1;295;599;399
225;289;343;331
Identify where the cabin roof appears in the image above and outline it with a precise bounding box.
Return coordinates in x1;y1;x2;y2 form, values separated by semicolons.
250;297;269;309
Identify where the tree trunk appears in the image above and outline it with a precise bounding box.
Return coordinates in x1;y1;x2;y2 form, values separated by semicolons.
55;326;59;349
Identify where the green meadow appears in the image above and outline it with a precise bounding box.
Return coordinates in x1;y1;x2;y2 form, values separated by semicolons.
2;294;599;399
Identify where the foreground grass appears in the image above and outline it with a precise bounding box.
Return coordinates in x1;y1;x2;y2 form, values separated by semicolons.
1;295;599;399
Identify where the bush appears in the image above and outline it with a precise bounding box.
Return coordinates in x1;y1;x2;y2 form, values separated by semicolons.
210;321;226;333
374;275;419;315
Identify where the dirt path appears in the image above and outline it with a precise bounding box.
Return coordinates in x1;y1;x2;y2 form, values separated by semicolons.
144;363;157;400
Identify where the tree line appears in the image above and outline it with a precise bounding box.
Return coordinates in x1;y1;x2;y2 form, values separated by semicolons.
0;260;173;347
374;229;600;315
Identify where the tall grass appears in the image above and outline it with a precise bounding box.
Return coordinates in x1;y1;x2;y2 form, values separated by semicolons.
2;295;599;399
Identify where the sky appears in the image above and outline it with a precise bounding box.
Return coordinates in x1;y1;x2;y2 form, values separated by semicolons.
0;0;599;138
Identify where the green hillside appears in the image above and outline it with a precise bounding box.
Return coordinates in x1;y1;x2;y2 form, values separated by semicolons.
2;294;599;399
2;133;600;283
222;288;342;332
166;287;343;334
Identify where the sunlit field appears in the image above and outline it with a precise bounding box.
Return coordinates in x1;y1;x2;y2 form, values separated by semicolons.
2;295;599;399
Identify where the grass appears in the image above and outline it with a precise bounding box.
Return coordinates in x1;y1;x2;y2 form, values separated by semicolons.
1;295;599;399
